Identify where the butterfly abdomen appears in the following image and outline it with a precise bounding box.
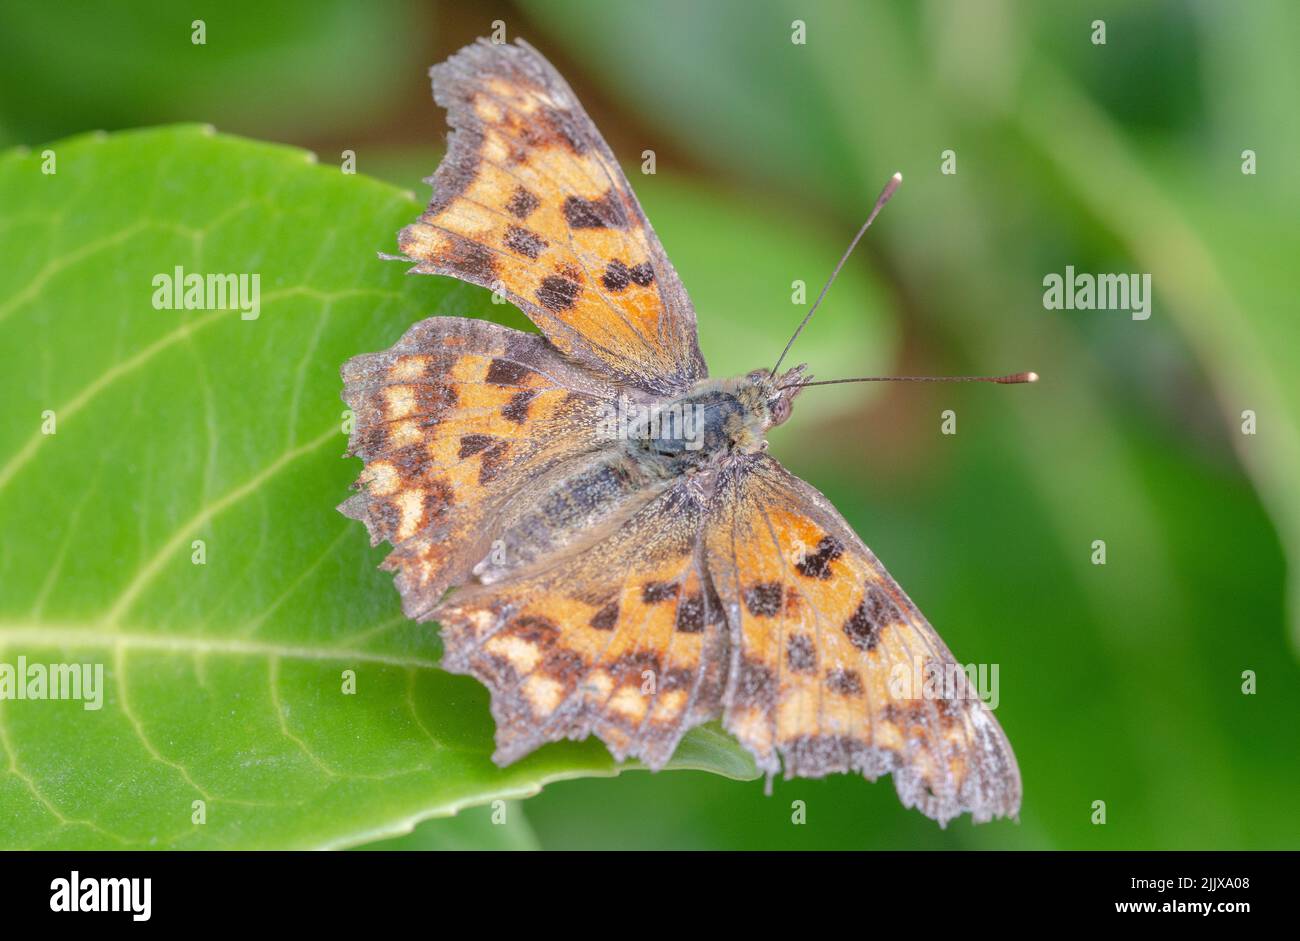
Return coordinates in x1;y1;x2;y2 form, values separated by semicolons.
470;452;661;585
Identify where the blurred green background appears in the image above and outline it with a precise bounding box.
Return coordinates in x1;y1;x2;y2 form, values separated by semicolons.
3;0;1297;849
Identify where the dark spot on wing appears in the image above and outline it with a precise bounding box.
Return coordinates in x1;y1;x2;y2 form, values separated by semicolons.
878;704;906;725
440;236;497;284
399;382;457;421
826;669;864;696
786;634;817;673
642;581;679;605
504;225;547;260
502;389;538;424
422;479;454;523
563;192;627;229
676;593;705;633
492;101;585;164
744;582;784;617
458;434;493;459
881;703;929;732
353;422;390;459
542;647;586;685
485;358;531;386
677;581;724;633
843;600;880;652
423;356;454;381
477;441;510;485
537;106;588;156
600;258;656;293
509;614;559;644
391;444;435;480
505;186;540;219
601;259;630;292
866;583;904;623
537;274;581;312
590;600;620;631
934;696;963;729
734;658;777;708
843;583;901;652
628;262;654;286
796;536;843;580
780;735;857;776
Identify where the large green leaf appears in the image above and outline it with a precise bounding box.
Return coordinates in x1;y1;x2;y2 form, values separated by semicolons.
0;126;764;850
355;801;540;851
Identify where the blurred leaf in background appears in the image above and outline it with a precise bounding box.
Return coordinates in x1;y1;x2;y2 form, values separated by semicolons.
1;0;1297;849
0;0;430;148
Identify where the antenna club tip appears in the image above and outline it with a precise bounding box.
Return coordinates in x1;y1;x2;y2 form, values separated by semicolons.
892;171;903;183
994;370;1039;384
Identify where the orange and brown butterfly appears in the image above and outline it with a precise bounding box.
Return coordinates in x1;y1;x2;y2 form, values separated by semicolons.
340;38;1022;825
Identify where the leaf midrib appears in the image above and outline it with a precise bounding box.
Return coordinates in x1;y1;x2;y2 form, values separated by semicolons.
0;622;439;669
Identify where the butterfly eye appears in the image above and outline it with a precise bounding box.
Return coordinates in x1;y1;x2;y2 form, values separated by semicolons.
769;396;792;426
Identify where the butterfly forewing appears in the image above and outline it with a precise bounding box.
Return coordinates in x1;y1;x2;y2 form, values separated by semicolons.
396;39;705;396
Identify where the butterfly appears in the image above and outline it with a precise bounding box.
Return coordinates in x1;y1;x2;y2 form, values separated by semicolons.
340;38;1022;825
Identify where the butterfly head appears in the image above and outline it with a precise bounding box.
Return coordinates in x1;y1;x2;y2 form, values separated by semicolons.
738;364;810;435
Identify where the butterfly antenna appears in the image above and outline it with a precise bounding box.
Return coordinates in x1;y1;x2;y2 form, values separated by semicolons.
779;371;1039;390
770;171;903;379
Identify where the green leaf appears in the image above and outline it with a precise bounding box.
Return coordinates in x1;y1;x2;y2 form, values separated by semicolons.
353;801;540;851
0;125;756;850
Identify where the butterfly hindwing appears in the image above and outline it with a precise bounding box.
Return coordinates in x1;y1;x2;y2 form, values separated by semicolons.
434;478;730;770
704;455;1022;825
395;39;706;395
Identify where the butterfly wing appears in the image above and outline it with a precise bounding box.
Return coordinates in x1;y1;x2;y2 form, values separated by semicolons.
434;477;731;771
339;316;622;621
704;454;1022;825
395;39;706;395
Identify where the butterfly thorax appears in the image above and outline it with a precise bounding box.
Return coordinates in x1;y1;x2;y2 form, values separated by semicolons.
624;366;809;472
